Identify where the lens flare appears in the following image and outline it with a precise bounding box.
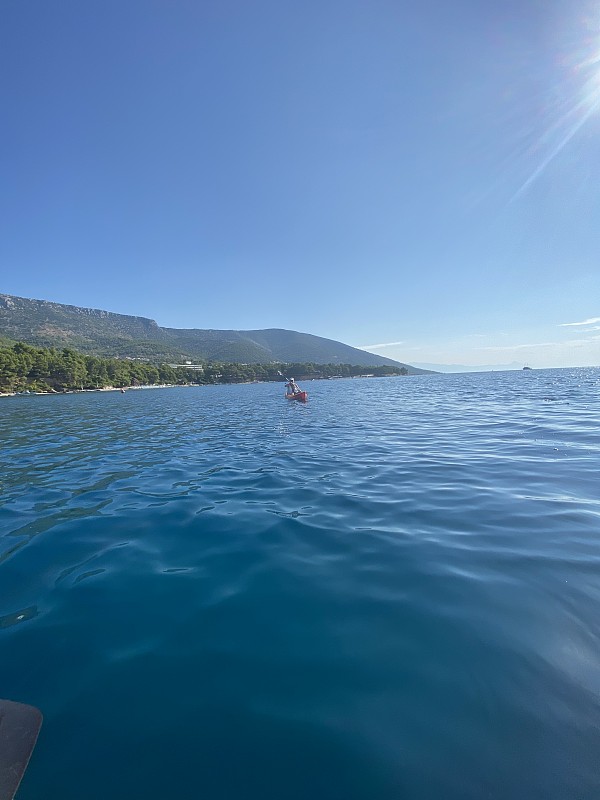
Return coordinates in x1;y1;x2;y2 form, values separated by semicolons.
511;11;600;201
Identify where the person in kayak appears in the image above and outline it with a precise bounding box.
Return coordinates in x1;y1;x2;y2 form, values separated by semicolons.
286;378;301;394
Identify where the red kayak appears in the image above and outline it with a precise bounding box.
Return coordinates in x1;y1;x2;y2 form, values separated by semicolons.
286;391;308;402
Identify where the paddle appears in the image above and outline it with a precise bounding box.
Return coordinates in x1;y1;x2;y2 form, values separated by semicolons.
277;370;298;394
0;699;43;800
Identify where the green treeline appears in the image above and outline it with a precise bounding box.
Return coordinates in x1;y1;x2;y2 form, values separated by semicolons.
0;342;408;394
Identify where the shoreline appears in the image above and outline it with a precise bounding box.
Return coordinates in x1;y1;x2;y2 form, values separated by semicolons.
0;381;282;398
0;374;410;399
0;383;190;398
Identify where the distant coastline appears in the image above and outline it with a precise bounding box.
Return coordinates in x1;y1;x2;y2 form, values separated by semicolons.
0;340;411;396
0;373;410;399
0;383;187;398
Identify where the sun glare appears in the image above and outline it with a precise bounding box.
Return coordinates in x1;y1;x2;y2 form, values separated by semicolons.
576;13;600;109
511;9;600;200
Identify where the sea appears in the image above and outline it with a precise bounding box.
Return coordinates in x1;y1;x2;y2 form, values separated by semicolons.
1;369;599;800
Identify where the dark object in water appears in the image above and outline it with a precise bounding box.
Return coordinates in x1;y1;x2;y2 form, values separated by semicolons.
522;366;533;370
0;699;43;800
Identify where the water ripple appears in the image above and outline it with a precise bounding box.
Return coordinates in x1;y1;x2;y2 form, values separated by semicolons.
1;369;600;799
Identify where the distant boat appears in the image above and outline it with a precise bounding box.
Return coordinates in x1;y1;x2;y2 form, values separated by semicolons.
523;366;533;370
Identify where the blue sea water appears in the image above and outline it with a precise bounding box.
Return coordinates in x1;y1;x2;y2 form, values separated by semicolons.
1;370;600;800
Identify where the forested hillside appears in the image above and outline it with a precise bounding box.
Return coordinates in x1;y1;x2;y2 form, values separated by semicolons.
0;341;409;393
0;294;426;372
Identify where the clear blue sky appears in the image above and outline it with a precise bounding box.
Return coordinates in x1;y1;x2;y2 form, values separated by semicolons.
2;0;600;367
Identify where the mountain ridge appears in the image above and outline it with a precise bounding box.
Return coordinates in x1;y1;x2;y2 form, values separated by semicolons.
0;293;428;373
412;361;526;373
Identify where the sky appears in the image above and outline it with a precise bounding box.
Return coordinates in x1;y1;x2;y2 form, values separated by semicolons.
2;0;600;368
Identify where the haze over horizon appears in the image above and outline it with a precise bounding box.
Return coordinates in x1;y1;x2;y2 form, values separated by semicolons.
2;0;600;369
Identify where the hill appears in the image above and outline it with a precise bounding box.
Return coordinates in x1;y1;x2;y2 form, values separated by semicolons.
0;294;427;372
412;361;525;373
